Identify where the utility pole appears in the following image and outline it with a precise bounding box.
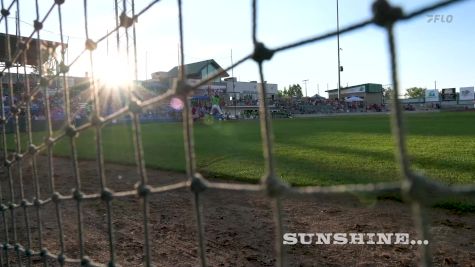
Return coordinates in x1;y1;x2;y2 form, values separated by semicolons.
303;79;309;97
145;51;148;80
336;0;341;100
231;49;236;117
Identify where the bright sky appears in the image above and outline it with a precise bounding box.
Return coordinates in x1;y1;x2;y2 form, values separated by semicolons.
4;0;475;98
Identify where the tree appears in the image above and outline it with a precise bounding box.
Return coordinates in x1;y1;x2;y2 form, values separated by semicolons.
405;87;426;98
383;87;393;99
278;85;302;98
287;84;303;98
277;86;288;98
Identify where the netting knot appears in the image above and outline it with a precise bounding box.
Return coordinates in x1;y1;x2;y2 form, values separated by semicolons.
25;249;33;257
136;183;152;198
29;144;38;155
18;40;29;51
65;125;78;138
190;173;208;194
119;12;137;28
8;202;16;210
20;199;28;208
40;77;51;87
1;9;10;17
252;42;274;63
0;204;7;212
5;60;12;68
52;192;62;204
22;93;31;104
15;153;23;161
14;243;20;252
128;99;143;114
173;79;194;97
85;39;97;51
108;261;117;267
265;175;289;198
81;256;91;266
10;105;20;115
58;61;69;74
101;188;114;202
33;198;41;207
91;115;104;127
402;172;439;206
55;0;65;5
73;189;84;202
40;248;48;258
33;20;43;31
372;0;403;27
4;159;11;167
2;243;7;250
58;254;66;265
45;137;55;146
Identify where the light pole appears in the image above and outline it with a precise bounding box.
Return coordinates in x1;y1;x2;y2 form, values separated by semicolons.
337;0;342;100
303;79;308;97
231;49;237;117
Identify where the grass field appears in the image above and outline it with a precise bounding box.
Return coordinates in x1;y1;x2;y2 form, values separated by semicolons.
8;111;475;188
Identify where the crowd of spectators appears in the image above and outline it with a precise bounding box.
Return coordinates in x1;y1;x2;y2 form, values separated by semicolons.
2;86;185;124
274;97;387;115
3;88;446;127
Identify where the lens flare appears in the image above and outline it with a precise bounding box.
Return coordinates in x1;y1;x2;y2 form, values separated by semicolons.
170;97;184;110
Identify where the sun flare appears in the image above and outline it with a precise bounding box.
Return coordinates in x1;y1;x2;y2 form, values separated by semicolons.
95;54;133;89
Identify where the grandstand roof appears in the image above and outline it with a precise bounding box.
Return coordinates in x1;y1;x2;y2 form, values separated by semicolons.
311;94;326;99
325;83;383;93
0;33;67;66
167;59;229;79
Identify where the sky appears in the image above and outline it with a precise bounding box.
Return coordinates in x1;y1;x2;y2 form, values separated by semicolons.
3;0;475;98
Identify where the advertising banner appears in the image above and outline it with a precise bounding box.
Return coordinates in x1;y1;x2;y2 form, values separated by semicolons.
425;89;439;102
441;88;456;101
459;87;475;101
342;86;365;94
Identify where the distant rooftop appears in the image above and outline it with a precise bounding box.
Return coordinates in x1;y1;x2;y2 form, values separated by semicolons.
166;59;229;79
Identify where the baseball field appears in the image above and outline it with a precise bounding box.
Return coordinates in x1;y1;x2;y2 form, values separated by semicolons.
3;111;475;266
11;111;475;187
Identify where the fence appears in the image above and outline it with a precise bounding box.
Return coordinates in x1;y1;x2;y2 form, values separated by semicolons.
1;0;474;266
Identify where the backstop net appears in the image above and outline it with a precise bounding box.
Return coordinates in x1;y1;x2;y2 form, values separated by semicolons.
0;0;474;266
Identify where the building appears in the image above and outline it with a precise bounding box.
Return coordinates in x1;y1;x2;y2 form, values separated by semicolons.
325;83;384;105
223;77;278;101
149;59;229;91
221;77;278;116
147;59;279;115
148;59;277;96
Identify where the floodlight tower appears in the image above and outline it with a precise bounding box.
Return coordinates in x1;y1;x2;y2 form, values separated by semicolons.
336;0;342;100
303;79;309;97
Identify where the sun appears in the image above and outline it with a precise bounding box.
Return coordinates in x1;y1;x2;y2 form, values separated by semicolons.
95;54;133;89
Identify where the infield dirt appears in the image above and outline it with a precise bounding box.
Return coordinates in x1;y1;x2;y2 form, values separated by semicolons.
2;155;474;266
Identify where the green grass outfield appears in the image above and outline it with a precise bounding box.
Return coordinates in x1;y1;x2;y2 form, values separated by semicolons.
8;111;475;187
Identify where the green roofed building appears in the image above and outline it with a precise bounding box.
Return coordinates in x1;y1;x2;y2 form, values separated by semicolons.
325;83;384;105
151;59;229;86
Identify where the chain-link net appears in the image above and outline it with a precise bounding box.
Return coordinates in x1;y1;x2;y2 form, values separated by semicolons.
0;0;474;266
